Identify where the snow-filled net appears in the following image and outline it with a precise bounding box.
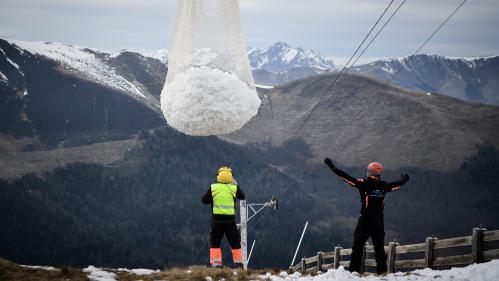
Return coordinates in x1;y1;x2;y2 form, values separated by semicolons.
161;0;261;136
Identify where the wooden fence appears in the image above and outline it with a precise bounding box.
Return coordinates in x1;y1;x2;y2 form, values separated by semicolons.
289;227;499;274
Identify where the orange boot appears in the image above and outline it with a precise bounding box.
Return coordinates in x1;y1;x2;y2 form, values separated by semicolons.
210;248;222;268
232;248;243;268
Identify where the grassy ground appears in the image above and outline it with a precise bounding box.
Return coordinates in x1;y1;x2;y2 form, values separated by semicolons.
0;258;282;281
0;258;88;281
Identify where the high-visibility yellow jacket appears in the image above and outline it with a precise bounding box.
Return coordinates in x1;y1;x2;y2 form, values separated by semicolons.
210;183;238;215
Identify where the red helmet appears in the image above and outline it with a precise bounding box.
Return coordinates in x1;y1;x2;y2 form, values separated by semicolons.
367;162;384;177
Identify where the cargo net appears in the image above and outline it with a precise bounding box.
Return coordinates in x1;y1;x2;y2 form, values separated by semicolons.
161;0;261;136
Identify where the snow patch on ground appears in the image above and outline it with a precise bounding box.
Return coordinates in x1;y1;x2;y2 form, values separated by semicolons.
255;84;274;89
117;268;159;275
143;49;168;64
266;260;499;281
6;57;20;70
20;265;58;271
83;266;116;281
6;39;145;99
161;66;261;136
282;48;298;63
0;71;7;82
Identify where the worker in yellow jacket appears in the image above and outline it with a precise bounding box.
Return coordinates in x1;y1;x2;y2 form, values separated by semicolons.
202;166;246;268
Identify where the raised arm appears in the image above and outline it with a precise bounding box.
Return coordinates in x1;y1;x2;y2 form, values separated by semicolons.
386;174;410;192
324;158;361;188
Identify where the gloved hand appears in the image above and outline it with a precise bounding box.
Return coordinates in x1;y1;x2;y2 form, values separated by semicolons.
401;173;410;183
324;157;335;169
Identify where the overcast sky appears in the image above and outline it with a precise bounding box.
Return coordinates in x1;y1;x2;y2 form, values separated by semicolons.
1;0;498;64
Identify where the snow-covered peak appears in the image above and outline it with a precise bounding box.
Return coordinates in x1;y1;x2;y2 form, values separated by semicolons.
373;53;498;66
3;38;145;99
248;42;338;72
142;49;168;64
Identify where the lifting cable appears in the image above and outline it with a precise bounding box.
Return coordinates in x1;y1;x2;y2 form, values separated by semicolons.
390;0;467;81
245;0;398;196
192;0;461;264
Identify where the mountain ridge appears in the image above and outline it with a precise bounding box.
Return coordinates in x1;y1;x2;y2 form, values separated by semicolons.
3;37;497;105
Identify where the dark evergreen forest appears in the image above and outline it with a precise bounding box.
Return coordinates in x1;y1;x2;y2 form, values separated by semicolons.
1;127;498;269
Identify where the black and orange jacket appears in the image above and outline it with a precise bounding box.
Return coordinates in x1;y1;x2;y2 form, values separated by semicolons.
328;166;407;216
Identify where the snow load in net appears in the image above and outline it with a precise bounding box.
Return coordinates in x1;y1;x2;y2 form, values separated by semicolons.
161;0;261;136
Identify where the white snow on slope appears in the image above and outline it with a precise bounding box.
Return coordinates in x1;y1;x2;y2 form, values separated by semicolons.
6;57;20;70
6;39;145;98
143;48;168;64
0;71;7;83
117;268;159;275
83;266;116;281
255;84;274;89
266;260;499;281
20;265;58;271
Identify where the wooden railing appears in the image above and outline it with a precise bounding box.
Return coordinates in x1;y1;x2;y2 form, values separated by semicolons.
289;227;499;274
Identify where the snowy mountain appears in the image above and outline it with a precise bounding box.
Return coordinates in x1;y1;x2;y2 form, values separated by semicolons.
354;54;499;106
248;42;337;72
0;37;163;140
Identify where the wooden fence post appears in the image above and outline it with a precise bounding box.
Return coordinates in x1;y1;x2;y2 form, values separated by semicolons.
333;247;341;269
301;257;306;273
387;241;397;273
472;227;485;264
359;243;367;274
317;252;323;272
425;236;435;268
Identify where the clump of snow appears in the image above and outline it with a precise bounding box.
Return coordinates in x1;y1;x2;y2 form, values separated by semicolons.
23;89;29;96
6;39;145;99
265;260;499;281
161;66;261;136
117;268;158;275
20;265;58;271
83;266;116;281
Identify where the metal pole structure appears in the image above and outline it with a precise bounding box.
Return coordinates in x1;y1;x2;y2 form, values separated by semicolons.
290;221;309;268
247;240;256;265
240;200;248;270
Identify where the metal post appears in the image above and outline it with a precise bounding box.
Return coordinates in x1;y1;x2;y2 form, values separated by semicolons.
240;200;248;270
247;240;256;265
290;221;309;268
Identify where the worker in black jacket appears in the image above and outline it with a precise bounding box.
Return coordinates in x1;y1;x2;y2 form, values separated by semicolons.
202;166;245;268
324;158;409;274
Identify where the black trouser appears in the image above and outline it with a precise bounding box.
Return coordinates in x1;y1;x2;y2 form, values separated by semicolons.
210;219;241;249
349;214;387;274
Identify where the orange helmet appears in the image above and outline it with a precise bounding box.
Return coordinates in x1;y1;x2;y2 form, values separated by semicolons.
367;162;384;177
